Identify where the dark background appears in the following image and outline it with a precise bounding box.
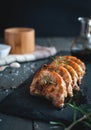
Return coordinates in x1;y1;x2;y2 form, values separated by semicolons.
0;0;91;37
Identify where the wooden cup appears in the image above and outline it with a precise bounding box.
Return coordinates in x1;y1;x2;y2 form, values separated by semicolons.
4;28;35;54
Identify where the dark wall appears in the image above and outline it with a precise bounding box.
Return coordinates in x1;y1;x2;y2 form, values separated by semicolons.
0;0;91;37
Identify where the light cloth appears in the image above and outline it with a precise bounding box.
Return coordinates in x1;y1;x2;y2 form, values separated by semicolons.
0;45;57;66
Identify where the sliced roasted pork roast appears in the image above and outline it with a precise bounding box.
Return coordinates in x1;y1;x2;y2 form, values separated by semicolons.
30;55;86;108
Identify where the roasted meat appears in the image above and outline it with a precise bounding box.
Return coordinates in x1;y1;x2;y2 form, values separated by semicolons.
49;61;79;90
47;64;73;97
30;55;86;108
54;56;84;83
63;56;86;72
30;69;67;108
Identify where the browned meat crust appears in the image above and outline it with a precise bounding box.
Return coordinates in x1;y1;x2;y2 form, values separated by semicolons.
30;55;86;108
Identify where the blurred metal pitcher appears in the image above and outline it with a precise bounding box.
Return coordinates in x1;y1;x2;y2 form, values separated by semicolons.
71;17;91;61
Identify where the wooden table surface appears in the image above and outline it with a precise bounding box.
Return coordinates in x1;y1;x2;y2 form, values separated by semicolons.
0;37;72;130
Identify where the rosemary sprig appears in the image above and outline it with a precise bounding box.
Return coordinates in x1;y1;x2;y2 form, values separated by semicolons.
83;121;91;128
50;103;91;130
73;106;77;122
41;75;56;85
54;59;60;66
65;112;91;130
68;103;91;122
67;103;87;115
53;56;68;66
59;56;69;64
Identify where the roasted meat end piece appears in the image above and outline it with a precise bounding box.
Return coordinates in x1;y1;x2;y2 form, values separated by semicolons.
63;55;86;72
30;69;67;108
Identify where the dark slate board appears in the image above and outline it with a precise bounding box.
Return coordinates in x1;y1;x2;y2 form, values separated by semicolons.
0;51;91;124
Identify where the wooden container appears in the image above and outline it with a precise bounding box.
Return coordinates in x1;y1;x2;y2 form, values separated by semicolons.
4;28;35;54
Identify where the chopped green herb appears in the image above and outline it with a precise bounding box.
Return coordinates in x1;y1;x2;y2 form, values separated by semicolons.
41;75;56;85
